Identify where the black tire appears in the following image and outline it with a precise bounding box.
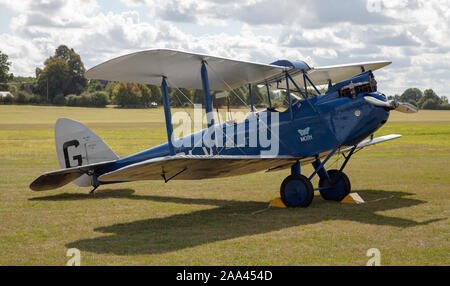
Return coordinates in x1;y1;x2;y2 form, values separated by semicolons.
280;174;314;208
318;169;351;201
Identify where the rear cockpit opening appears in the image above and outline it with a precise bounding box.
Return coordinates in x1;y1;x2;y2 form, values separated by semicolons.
266;93;302;113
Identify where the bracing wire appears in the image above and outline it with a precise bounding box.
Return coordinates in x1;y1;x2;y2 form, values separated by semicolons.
166;74;247;156
166;78;194;122
206;61;298;156
167;79;195;106
205;62;254;112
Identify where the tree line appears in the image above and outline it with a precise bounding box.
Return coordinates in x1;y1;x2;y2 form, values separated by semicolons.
0;46;448;110
387;88;449;110
0;46;157;108
0;45;269;108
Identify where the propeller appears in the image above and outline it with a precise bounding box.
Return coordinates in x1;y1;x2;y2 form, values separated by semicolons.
364;95;418;113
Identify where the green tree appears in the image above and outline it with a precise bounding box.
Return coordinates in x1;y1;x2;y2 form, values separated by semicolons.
439;103;450;110
112;82;142;107
111;82;151;107
34;45;87;102
14;90;30;104
89;91;109;107
388;94;401;101
34;57;71;102
170;88;192;107
8;84;18;95
249;84;266;107
0;93;13;104
86;80;103;92
239;85;265;108
407;99;417;107
192;89;204;104
53;93;66;105
0;50;11;90
54;45;87;94
421;98;440;109
228;88;246;106
106;82;118;100
418;89;440;109
148;84;162;104
400;88;422;103
139;84;152;107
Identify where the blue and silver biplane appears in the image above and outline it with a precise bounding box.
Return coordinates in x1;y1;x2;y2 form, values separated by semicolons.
30;49;417;207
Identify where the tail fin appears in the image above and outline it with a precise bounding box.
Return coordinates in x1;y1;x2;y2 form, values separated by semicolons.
55;118;119;187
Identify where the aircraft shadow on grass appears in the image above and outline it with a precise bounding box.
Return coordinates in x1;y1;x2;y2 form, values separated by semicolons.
30;189;442;255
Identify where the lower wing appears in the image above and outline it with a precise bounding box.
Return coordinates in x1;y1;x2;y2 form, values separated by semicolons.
98;155;302;182
98;134;401;183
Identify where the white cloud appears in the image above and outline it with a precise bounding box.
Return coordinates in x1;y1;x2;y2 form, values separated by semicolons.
0;33;44;77
0;0;448;98
120;0;152;7
313;48;338;59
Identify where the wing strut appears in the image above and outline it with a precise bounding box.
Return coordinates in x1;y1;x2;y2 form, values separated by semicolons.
248;84;255;112
285;71;293;121
265;80;272;109
201;61;214;129
161;76;175;155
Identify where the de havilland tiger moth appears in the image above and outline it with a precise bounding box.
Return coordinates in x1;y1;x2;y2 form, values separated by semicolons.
30;49;417;208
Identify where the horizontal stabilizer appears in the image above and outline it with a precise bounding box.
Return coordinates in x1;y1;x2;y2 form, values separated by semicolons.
30;160;116;191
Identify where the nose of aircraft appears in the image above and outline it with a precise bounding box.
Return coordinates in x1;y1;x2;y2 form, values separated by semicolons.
364;95;418;113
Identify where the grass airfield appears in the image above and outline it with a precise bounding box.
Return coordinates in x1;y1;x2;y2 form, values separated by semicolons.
0;105;448;265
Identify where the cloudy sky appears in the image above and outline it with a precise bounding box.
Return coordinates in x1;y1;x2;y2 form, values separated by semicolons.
0;0;448;97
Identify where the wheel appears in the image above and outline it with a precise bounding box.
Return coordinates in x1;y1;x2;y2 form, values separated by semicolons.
280;174;314;208
318;169;351;201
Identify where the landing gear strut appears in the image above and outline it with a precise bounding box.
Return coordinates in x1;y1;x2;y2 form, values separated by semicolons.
318;169;351;201
279;146;356;207
312;146;355;201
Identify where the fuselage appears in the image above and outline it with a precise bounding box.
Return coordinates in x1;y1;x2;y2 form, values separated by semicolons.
97;71;390;177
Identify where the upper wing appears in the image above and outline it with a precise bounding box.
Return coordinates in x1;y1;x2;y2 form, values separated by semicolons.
30;160;117;191
307;61;391;86
85;49;284;90
269;60;391;89
86;49;391;91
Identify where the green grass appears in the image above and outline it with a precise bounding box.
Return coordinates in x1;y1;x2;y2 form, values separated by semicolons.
0;105;448;265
